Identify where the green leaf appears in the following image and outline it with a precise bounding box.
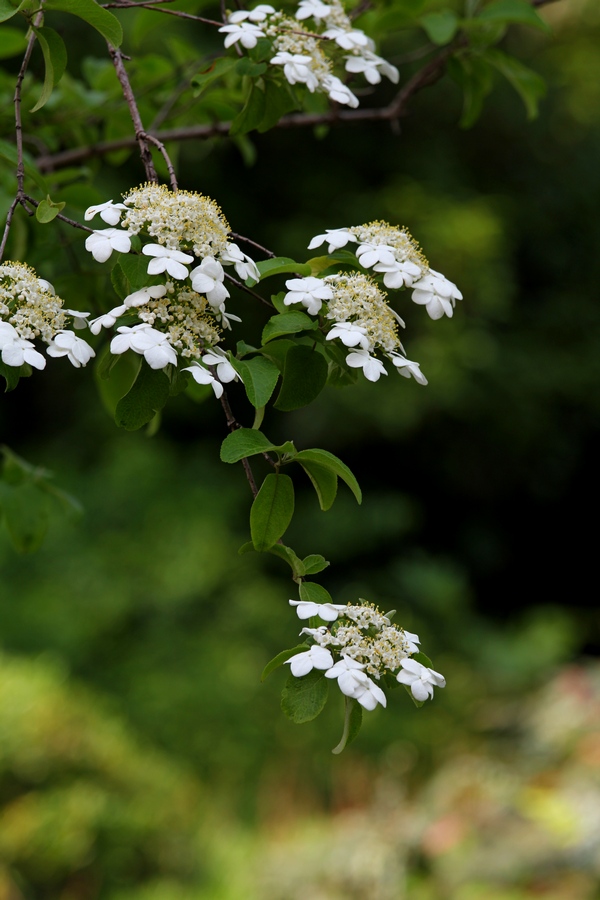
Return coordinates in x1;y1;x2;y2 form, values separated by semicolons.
250;472;294;551
0;26;27;57
114;363;170;431
192;56;237;95
259;338;294;371
266;542;305;577
332;696;363;754
412;650;434;669
220;428;279;464
420;10;459;44
45;0;123;46
299;461;338;511
35;194;65;223
115;253;150;293
261;645;309;681
448;55;493;128
281;670;329;723
0;360;23;392
478;0;551;32
299;581;333;606
484;48;546;119
0;139;47;193
274;344;328;411
0;481;49;553
255;257;312;280
294;449;362;503
262;312;317;344
302;554;330;575
30;27;67;113
0;0;29;22
257;78;299;132
235;57;267;77
231;355;280;408
230;83;266;137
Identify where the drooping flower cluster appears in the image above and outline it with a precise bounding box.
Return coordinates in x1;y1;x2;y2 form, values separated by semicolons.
219;0;398;109
0;262;94;371
84;185;260;396
282;220;462;383
286;598;446;709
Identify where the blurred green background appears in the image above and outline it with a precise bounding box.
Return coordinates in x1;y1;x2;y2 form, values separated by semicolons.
1;0;599;896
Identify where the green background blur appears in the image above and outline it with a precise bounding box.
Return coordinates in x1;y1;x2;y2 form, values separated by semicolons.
0;1;599;896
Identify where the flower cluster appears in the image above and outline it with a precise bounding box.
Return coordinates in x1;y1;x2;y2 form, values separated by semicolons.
286;598;446;709
219;0;398;109
84;185;260;396
282;220;462;383
0;262;94;371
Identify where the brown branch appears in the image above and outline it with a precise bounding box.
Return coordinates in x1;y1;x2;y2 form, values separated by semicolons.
108;45;159;183
103;1;223;25
139;132;178;190
0;198;20;262
224;271;274;308
22;195;94;233
218;388;260;497
230;232;276;259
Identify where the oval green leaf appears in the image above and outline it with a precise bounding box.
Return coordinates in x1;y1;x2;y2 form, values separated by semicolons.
281;670;329;723
274;344;328;411
250;472;294;551
294;448;362;503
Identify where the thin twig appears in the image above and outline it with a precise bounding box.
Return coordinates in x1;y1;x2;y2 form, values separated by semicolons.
230;232;276;259
224;272;274;308
108;45;159;183
218;388;260;497
139;132;178;190
0;198;20;261
103;1;223;25
22;195;94;233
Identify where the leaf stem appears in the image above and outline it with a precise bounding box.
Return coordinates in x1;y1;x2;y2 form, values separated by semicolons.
332;695;353;755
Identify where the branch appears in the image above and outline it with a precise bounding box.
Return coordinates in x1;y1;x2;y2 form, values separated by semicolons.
218;388;260;498
108;45;159;183
139;132;178;190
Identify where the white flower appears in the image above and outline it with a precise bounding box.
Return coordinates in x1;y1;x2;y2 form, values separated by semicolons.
220;244;260;282
289;599;346;621
182;361;224;398
63;309;91;330
295;0;331;21
344;52;399;85
284;645;334;677
88;305;127;335
373;260;423;289
283;276;333;315
356;242;397;269
202;348;240;384
270;53;319;92
84;200;128;226
142;245;194;281
228;4;274;22
85;228;132;263
111;324;177;369
322;25;370;50
346;348;387;382
307;228;356;254
326;657;388;709
46;331;96;368
0;323;46;370
124;285;167;308
353;675;387;710
214;304;242;330
403;630;421;655
321;74;359;108
388;353;428;385
396;658;446;701
219;21;266;49
325;656;367;695
326;321;370;350
190;258;230;307
411;269;463;320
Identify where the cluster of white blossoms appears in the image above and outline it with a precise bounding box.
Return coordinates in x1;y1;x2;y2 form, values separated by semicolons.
83;185;261;397
0;262;94;371
219;0;398;109
286;598;446;709
282;220;463;383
